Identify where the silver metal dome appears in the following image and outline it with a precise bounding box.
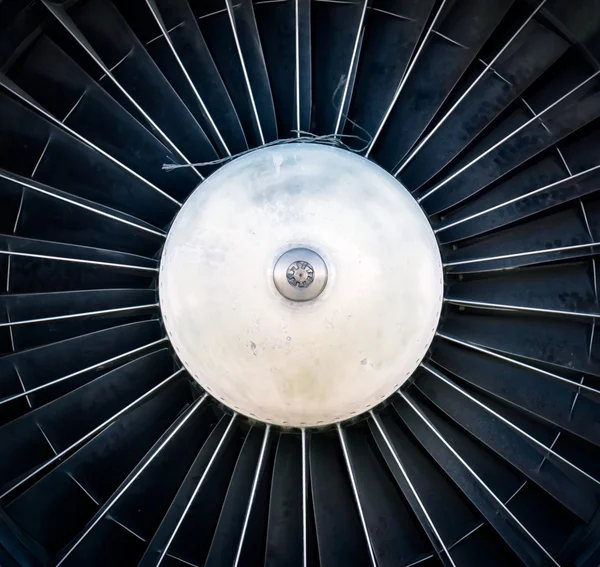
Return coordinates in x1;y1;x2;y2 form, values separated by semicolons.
160;144;443;426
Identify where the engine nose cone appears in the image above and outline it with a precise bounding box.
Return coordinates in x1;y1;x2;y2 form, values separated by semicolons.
159;144;443;427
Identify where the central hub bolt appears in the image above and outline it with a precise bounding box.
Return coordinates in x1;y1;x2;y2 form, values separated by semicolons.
274;248;328;301
287;261;315;288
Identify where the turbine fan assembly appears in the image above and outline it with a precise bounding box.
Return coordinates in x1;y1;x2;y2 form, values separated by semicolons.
0;0;600;566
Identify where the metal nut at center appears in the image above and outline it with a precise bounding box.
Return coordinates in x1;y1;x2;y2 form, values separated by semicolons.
274;249;327;301
286;261;315;288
